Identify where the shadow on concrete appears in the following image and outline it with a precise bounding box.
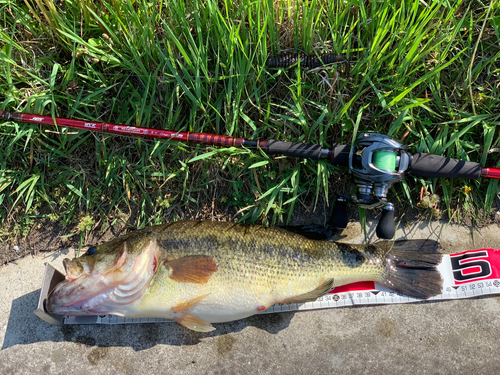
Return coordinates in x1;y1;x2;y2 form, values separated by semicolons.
351;219;454;244
2;289;295;351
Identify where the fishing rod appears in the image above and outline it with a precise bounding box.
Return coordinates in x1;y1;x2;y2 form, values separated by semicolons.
2;110;499;239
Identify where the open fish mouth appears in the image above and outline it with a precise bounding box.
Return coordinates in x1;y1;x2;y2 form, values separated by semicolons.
46;239;159;315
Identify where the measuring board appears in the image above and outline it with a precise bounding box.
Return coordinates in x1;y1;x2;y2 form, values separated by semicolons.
35;248;500;325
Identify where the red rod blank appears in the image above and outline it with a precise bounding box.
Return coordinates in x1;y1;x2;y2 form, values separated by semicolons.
481;167;500;179
1;111;266;149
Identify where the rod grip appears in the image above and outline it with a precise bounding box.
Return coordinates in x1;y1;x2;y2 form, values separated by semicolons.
410;153;482;179
266;140;323;160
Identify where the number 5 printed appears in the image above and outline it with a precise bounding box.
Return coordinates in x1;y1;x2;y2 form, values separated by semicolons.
450;251;492;282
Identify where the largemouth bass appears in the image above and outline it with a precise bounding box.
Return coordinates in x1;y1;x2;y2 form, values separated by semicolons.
47;221;443;332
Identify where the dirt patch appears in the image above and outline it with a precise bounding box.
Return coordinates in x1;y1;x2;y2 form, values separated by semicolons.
0;220;126;265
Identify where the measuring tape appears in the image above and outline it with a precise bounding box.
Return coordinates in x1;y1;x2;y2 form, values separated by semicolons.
57;248;500;325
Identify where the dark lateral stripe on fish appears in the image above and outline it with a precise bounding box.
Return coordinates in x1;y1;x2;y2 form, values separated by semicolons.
160;237;320;265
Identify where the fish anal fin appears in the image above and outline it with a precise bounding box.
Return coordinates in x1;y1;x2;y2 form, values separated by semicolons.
172;294;210;313
166;255;217;284
280;278;334;304
175;315;215;332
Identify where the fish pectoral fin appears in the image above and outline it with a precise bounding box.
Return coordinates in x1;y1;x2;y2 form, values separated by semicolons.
279;278;334;304
165;255;218;284
175;315;215;333
172;294;210;313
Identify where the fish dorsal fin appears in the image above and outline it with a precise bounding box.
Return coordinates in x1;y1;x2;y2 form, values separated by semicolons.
165;255;217;284
280;278;334;304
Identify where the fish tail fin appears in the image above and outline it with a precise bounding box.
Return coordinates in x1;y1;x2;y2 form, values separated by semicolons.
378;239;443;299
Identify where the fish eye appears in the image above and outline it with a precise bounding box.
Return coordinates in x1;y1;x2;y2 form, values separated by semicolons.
86;246;97;255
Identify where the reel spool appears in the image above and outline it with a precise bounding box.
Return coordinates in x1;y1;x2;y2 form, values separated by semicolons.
331;133;411;239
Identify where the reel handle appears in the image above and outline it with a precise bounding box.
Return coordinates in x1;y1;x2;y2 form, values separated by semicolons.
375;204;395;239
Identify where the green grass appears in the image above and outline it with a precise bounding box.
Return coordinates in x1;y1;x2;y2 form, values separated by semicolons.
0;0;499;239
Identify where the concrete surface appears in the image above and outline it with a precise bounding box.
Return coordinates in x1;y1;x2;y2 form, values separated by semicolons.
1;220;500;375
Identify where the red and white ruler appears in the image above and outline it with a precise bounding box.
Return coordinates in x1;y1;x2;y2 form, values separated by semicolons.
38;248;500;325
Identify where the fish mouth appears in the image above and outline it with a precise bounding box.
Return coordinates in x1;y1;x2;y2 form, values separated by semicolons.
46;239;159;316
